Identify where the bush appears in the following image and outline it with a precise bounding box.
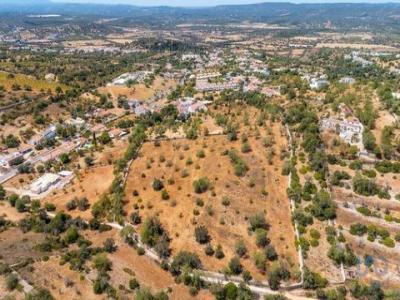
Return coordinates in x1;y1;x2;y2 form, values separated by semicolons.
170;251;201;276
265;245;278;261
215;244;225;259
103;238;117;253
380;237;395;248
302;268;328;289
255;228;269;247
64;226;79;244
130;212;142;225
44;202;56;212
66;199;77;211
77;197;90;211
5;273;18;291
192;177;210;194
194;226;210;244
129;278;140;290
0;185;5;200
161;189;170;200
235;239;247;257
205;244;214;256
249;213;269;231
152;179;164;191
309;229;321;240
228;257;242;275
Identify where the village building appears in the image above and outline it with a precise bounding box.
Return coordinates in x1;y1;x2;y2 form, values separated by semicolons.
30;173;60;194
174;98;208;118
310;77;329;90
339;76;356;85
320;117;364;145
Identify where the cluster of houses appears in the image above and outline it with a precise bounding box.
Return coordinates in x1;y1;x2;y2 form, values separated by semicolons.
194;71;242;93
196;79;240;93
301;73;330;90
108;71;153;86
173;98;209;118
127;97;209;119
344;51;373;67
320;116;364;146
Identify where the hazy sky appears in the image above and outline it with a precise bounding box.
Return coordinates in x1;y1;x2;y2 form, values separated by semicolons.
52;0;400;6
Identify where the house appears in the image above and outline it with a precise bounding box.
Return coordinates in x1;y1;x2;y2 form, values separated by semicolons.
66;117;86;128
261;87;281;97
392;92;400;99
28;125;57;145
174;98;208;118
44;73;55;82
0;152;23;168
127;99;141;112
134;104;152;116
339;77;356;85
310;78;329;90
321;117;363;145
30;173;60;194
108;71;152;86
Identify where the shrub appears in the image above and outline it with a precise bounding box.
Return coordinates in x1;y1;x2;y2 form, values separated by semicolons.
249;213;269;231
77;197;90;211
265;245;278;261
103;238;117;253
255;228;269;247
152;179;164;191
129;278;140;290
161;189;170;200
235;239;247;257
170;251;201;276
66;199;77;211
302;268;328;289
130;212;142;225
205;244;214;256
5;274;18;291
192;177;210;194
309;229;321;240
194;226;210;244
228;257;242;275
196;149;205;158
380;237;395;248
215;245;225;259
64;226;79;244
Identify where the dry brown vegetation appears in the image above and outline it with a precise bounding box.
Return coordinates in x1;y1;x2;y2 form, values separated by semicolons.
124;117;299;280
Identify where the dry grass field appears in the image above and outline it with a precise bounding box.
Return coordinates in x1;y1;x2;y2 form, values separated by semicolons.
0;71;68;92
99;77;177;101
43;165;115;219
0;227;46;265
124;120;299;280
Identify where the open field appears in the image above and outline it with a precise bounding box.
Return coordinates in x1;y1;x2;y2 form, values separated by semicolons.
124;120;299;280
20;256;99;300
0;71;68;92
81;228;214;299
315;43;399;51
43;165;114;219
0;227;46;265
99;77;177;101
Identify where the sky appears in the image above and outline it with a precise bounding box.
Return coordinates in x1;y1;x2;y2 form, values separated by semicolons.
51;0;400;7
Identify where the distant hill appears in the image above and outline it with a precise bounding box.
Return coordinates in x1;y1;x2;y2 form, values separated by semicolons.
0;1;400;31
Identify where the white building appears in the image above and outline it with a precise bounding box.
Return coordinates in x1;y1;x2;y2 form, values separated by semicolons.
339;77;356;85
310;78;329;90
109;71;152;86
321;117;364;145
30;173;60;194
392;92;400;99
